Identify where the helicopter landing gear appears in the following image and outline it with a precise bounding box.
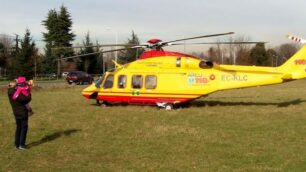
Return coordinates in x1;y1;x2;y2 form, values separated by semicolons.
96;100;108;107
157;102;174;110
165;104;173;110
96;100;101;106
101;102;108;107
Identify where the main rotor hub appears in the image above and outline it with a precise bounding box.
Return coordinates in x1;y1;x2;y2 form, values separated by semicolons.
147;39;162;44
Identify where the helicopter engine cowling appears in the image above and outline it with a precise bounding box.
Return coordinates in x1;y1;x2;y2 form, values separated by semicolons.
199;60;214;69
175;57;214;69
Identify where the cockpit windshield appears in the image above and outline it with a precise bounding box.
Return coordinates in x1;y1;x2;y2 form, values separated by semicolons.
95;74;105;88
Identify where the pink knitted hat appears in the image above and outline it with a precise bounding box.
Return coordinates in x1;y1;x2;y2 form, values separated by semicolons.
16;76;26;83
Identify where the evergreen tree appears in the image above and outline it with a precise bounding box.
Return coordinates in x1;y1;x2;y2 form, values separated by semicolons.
42;5;75;74
43;43;57;74
11;29;37;79
250;43;268;66
0;43;5;68
118;31;144;63
57;5;75;49
42;9;58;74
0;42;7;76
95;41;104;74
1;34;15;77
266;49;278;66
78;32;98;74
0;43;4;52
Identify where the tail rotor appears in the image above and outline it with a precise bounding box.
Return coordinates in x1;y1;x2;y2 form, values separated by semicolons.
287;34;306;44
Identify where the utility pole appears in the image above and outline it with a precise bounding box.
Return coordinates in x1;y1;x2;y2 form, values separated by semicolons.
14;34;19;52
233;52;236;65
57;55;62;80
34;55;37;80
105;27;118;68
217;44;221;64
221;51;224;64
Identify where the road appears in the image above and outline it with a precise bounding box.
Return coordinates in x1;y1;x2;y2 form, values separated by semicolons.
0;80;72;90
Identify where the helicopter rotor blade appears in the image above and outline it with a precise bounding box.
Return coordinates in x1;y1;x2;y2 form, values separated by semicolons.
52;44;137;50
169;41;267;46
131;44;149;48
60;46;141;60
60;52;101;60
54;32;235;51
59;32;238;60
164;32;235;45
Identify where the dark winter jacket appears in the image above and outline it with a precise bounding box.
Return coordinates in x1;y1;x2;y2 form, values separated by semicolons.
8;87;31;116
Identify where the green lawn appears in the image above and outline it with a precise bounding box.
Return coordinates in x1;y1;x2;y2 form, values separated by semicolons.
1;80;306;171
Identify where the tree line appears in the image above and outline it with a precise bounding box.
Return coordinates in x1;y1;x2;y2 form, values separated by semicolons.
200;36;300;67
0;5;301;79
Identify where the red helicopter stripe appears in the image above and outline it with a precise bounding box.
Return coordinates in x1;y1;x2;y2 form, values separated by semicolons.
139;50;197;59
96;95;196;105
82;91;202;97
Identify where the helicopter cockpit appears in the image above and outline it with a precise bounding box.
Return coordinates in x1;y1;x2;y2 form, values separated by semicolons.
95;74;105;88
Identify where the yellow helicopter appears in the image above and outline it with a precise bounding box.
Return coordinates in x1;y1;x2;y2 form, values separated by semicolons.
64;32;306;110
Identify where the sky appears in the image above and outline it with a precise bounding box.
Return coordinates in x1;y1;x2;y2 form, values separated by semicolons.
1;0;306;52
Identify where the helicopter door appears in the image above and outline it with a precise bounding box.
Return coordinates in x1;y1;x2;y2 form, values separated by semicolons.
131;75;143;103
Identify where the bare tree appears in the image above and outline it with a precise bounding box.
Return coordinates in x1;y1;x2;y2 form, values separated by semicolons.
207;47;218;62
275;43;300;65
206;36;252;65
232;36;252;65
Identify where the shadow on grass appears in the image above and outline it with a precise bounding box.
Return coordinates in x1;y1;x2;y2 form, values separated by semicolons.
86;98;306;109
190;98;306;108
27;129;81;149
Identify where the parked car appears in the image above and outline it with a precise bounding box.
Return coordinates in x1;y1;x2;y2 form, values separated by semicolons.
45;73;56;79
62;72;69;78
66;71;93;85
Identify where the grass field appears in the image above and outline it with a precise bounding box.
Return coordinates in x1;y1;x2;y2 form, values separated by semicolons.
1;80;306;171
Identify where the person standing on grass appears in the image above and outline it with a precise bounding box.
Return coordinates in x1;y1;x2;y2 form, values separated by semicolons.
8;76;32;150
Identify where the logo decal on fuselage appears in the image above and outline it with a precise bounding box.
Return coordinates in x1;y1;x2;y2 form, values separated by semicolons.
132;90;140;95
295;59;306;65
209;74;216;80
188;73;208;85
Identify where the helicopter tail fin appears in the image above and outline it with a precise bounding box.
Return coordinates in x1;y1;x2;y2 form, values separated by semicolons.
278;35;306;80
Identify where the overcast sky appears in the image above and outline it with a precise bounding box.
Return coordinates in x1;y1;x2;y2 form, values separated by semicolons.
1;0;306;52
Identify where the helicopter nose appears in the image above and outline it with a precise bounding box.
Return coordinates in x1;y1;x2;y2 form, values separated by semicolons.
82;83;98;99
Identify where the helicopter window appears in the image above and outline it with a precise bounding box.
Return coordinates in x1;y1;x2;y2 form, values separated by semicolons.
132;75;143;89
95;74;105;88
118;75;127;89
145;75;157;89
103;74;114;89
